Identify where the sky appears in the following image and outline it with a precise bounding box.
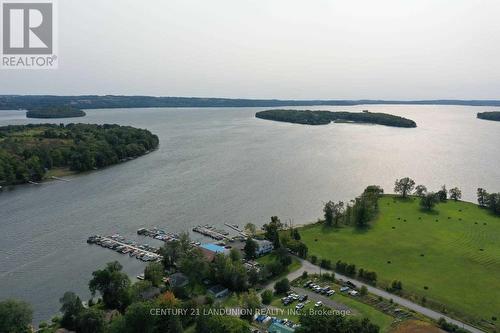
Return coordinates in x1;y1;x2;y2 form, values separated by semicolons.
1;0;500;99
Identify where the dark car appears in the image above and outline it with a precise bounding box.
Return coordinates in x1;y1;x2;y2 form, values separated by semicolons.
345;281;357;289
299;294;308;302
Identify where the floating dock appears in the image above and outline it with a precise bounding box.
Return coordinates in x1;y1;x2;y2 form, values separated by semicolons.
224;223;248;237
87;234;162;262
137;227;180;242
192;225;231;240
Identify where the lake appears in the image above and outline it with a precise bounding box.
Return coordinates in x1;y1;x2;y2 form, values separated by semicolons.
1;105;500;324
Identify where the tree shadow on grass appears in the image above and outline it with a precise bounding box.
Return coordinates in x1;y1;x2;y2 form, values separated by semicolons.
319;224;344;235
319;222;375;235
418;208;439;216
351;225;373;235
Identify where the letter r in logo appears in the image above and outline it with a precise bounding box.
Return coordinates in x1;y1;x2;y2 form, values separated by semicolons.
2;2;53;54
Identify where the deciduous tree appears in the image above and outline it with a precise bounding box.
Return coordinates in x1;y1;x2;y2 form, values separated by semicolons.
394;177;415;198
420;192;439;211
449;187;462;201
88;261;131;310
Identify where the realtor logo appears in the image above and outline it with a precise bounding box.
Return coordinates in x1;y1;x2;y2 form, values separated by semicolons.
1;0;57;69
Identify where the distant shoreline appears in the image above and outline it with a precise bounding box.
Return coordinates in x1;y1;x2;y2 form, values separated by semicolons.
2;95;500;110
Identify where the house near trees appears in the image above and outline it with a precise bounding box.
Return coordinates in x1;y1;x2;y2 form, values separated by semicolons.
255;239;274;256
167;272;189;288
207;285;230;298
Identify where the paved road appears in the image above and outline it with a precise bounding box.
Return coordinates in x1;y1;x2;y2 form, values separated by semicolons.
267;258;485;333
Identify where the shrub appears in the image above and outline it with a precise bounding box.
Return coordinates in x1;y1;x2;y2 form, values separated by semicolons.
261;290;273;305
274;278;290;295
320;259;332;270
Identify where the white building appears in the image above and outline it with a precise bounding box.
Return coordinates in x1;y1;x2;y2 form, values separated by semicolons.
255;239;273;256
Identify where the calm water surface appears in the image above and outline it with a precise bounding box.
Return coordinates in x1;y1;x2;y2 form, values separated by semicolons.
1;105;500;323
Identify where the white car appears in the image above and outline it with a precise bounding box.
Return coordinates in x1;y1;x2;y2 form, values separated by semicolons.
348;290;359;296
314;301;323;307
340;286;350;292
327;290;335;296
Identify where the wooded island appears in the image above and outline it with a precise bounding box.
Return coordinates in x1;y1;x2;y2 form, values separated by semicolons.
477;111;500;122
255;109;417;127
26;106;86;119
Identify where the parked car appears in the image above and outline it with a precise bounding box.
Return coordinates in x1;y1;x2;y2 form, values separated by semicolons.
298;294;308;302
303;280;312;288
327;290;335;296
348;290;359;296
346;281;357;289
340;286;350;292
295;302;304;310
314;301;323;307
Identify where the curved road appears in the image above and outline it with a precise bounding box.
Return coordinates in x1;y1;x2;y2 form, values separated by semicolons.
263;258;485;333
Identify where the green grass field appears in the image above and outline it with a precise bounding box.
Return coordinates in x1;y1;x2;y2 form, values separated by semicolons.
299;196;500;327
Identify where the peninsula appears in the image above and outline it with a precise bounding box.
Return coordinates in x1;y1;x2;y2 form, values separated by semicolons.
0;124;159;186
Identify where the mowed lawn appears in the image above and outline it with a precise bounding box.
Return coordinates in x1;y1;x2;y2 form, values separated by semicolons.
299;196;500;323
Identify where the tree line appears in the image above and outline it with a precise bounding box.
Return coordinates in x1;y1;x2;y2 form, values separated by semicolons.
393;177;462;211
393;177;500;216
335;260;378;284
0;123;159;185
477;188;500;215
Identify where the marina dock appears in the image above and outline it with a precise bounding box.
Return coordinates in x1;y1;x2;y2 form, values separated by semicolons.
192;225;231;240
87;234;162;262
137;227;180;242
224;223;248;237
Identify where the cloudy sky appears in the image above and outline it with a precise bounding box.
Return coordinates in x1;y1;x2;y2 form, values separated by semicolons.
2;0;500;99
